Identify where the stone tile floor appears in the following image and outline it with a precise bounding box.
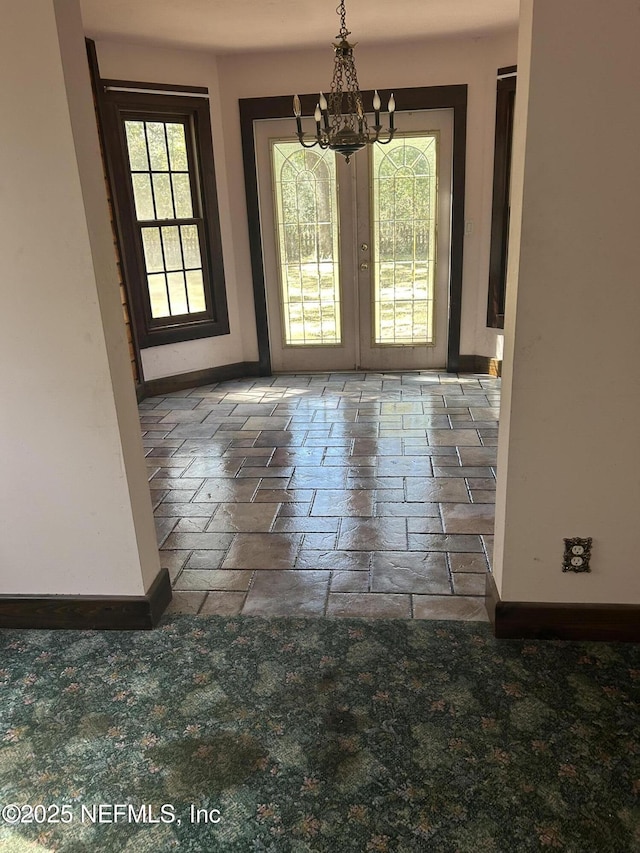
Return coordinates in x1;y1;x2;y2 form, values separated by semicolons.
140;371;499;620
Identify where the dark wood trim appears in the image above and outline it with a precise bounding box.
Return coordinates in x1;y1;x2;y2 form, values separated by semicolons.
0;569;172;630
239;85;467;374
140;360;262;399
146;568;173;624
140;355;496;400
486;573;640;642
497;65;517;77
457;355;502;377
239;100;273;375
487;73;516;330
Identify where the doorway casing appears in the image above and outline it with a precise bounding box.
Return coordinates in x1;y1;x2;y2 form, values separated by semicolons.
240;85;468;374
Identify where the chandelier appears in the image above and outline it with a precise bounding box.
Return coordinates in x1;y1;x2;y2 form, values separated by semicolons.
293;0;396;163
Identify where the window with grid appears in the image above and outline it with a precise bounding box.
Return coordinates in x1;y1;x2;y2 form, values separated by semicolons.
102;87;228;347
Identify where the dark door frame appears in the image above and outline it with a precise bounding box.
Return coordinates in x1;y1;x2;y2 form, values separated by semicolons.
487;67;517;330
239;84;468;374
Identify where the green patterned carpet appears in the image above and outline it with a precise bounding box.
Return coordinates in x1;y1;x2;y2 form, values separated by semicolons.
1;617;640;852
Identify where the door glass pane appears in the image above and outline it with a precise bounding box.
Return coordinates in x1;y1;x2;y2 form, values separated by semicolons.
271;141;341;346
371;134;437;345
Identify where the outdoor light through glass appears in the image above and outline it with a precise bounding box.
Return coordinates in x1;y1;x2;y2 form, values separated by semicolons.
293;0;396;163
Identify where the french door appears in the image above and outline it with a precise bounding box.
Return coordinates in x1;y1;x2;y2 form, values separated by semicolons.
255;109;453;371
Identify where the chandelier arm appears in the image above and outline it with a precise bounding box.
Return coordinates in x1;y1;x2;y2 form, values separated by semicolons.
370;130;396;145
296;135;323;149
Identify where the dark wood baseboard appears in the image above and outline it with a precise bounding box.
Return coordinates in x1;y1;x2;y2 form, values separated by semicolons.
140;361;263;399
0;568;172;631
139;358;499;399
486;573;640;642
458;355;502;377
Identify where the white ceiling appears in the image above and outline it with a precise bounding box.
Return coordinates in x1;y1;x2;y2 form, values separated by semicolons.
80;0;519;54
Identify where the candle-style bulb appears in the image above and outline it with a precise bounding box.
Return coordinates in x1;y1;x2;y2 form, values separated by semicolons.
388;93;395;113
373;90;381;111
314;104;322;123
319;92;328;111
293;94;301;117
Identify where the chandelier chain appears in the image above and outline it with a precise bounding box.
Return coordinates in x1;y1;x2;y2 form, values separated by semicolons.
293;0;395;162
329;51;368;137
336;0;350;40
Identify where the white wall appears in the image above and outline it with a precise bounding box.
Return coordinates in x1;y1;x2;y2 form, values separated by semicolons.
493;0;640;604
96;29;517;378
0;0;159;596
96;40;251;380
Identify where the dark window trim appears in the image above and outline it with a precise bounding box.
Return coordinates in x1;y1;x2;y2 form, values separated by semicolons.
239;85;467;374
487;71;517;329
99;82;229;348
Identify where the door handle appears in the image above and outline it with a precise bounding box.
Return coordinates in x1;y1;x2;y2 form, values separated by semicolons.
359;262;369;271
360;243;368;252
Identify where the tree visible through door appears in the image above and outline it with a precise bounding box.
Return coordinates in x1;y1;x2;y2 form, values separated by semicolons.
255;110;452;371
